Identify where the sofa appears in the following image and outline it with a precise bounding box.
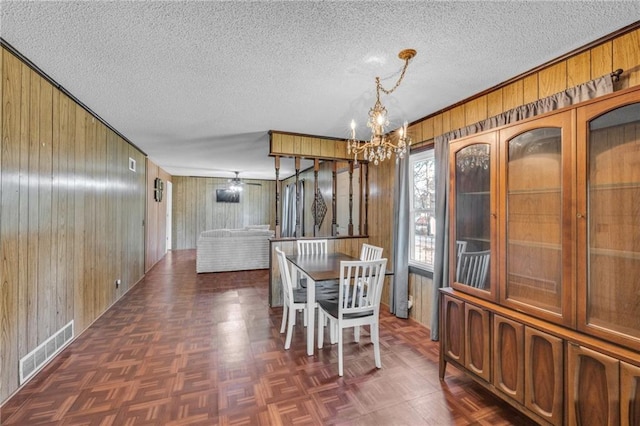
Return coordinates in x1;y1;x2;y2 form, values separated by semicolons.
196;225;274;273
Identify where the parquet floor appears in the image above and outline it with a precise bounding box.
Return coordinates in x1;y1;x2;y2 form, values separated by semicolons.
1;249;535;425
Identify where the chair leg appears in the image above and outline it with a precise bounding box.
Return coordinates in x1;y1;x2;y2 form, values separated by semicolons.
338;325;344;377
317;310;324;349
285;306;297;350
329;318;337;344
280;303;288;334
354;326;360;342
371;321;381;369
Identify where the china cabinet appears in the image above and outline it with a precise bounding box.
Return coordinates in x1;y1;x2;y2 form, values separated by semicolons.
440;85;640;425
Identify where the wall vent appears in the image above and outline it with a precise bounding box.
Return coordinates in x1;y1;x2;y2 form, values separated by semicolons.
19;320;74;385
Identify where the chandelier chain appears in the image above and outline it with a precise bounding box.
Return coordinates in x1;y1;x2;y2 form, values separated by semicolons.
378;57;412;96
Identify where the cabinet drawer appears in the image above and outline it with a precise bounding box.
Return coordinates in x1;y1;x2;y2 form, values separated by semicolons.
567;343;619;426
465;303;491;382
524;327;563;426
493;315;524;403
443;295;465;364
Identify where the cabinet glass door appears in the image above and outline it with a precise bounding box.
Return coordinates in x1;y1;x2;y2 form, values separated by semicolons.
500;111;573;326
581;100;640;350
506;128;562;312
451;136;495;300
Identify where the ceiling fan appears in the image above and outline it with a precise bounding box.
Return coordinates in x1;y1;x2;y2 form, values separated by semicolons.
226;171;262;191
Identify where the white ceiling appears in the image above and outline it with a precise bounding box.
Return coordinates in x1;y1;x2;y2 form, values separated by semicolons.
1;1;639;180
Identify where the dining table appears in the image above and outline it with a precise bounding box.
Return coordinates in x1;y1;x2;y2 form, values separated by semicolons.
286;252;360;356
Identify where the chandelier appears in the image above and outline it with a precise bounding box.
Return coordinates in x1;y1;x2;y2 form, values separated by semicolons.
455;145;490;172
347;49;416;165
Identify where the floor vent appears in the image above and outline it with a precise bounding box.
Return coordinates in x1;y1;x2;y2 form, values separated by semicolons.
19;320;74;385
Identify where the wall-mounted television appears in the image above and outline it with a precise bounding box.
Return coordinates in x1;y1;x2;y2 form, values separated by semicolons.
216;189;240;203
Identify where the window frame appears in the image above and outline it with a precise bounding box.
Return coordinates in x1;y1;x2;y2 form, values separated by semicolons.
408;146;436;272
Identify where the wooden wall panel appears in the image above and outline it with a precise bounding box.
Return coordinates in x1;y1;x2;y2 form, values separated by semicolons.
408;273;434;330
409;122;422;144
144;159;171;273
522;74;539;104
591;42;613;84
487;89;503;118
1;46;22;404
367;156;395;307
0;46;147;404
172;176;276;249
17;58;30;360
567;51;591;88
538;62;567;98
465;96;488;127
432;114;443;137
450;106;465;133
270;131;352;160
421;116;434;142
503;80;524;111
613;28;640;88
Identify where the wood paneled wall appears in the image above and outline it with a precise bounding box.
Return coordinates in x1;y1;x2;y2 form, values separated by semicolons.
0;47;147;403
365;159;396;308
171;176;276;249
270;131;349;160
145;159;171;272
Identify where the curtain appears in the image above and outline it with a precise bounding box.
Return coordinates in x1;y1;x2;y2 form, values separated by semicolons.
282;181;305;237
282;183;296;237
391;156;410;318
431;139;450;340
429;74;614;340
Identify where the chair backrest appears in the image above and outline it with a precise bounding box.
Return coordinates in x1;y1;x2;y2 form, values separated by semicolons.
297;239;328;255
456;240;467;259
275;247;294;303
360;243;383;261
455;250;490;289
338;258;387;318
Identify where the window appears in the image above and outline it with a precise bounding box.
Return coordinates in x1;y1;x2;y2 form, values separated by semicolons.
409;148;436;270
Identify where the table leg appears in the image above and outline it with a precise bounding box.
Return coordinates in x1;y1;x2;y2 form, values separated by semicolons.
307;277;315;356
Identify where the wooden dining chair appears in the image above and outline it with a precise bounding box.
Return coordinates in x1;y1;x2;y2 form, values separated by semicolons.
456;250;490;289
360;243;383;261
296;239;328;255
353;243;384;341
275;247;308;349
317;258;387;376
295;239;329;289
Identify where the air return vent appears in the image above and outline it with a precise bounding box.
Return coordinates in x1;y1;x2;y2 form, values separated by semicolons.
19;320;74;385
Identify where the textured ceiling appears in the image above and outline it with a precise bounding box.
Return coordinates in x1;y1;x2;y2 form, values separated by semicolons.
1;1;639;180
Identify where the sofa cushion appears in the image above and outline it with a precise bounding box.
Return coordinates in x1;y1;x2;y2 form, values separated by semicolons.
229;229;274;237
245;224;271;230
200;229;231;238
